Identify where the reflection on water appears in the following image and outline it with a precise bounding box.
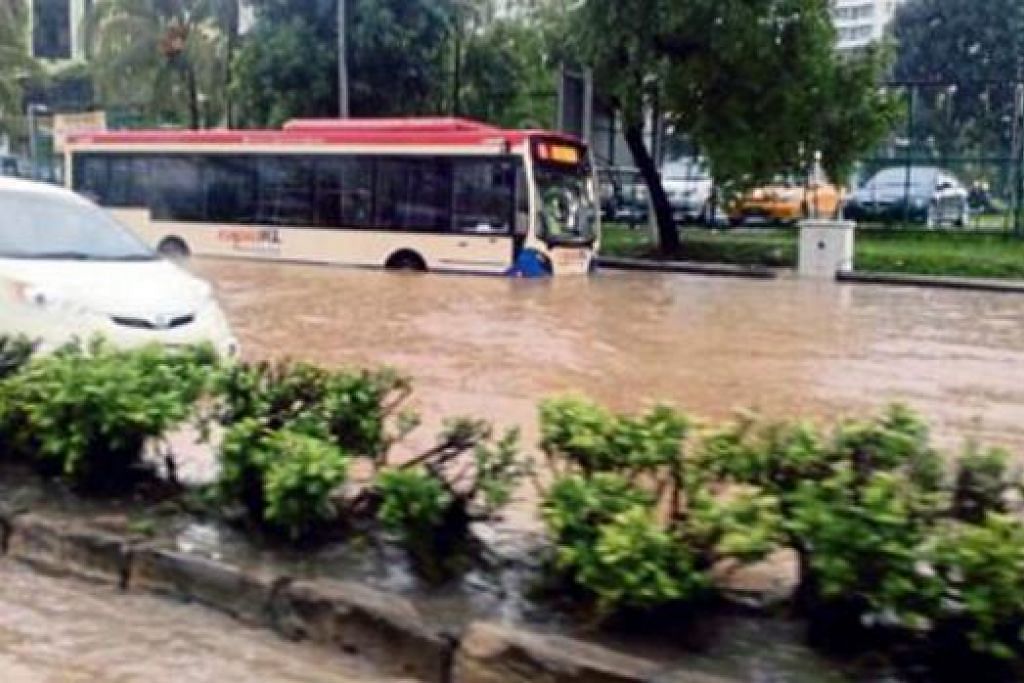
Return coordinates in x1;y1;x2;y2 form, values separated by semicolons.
191;258;1024;457
0;560;404;682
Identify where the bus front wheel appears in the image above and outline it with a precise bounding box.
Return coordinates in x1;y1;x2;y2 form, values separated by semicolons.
385;250;427;272
157;237;190;260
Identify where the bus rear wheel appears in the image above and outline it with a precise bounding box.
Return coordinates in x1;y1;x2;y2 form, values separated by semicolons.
157;237;190;260
385;250;427;272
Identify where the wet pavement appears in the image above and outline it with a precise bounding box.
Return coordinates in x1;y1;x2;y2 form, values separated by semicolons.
192;258;1024;456
0;559;414;682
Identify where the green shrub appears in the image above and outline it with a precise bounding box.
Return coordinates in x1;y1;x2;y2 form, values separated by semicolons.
374;419;526;578
539;397;782;617
211;360;412;459
217;419;348;539
786;466;938;630
263;430;349;540
921;515;1024;661
377;467;451;539
0;335;35;380
0;341;214;489
952;444;1021;524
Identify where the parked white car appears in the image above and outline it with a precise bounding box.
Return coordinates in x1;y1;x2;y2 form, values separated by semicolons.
0;177;237;356
661;158;725;225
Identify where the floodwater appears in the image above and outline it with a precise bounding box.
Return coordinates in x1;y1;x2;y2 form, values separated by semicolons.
191;258;1024;459
0;560;413;683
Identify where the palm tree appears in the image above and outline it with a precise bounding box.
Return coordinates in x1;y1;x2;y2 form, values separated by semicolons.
0;0;39;138
87;0;231;129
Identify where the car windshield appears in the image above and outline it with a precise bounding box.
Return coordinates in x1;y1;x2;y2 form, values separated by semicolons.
0;190;156;261
535;167;598;245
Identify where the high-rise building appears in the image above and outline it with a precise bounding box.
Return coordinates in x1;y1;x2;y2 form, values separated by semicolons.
831;0;903;52
29;0;91;63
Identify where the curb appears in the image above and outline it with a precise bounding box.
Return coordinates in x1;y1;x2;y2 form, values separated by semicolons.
0;510;741;683
837;270;1024;294
597;256;777;279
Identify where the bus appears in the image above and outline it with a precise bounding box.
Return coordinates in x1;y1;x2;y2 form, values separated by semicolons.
64;118;600;276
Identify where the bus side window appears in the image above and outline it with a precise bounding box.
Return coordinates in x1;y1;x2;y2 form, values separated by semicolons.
73;154;110;204
316;156;374;229
453;159;514;235
515;163;529;238
376;157;452;232
151;156;205;221
206;155;258;223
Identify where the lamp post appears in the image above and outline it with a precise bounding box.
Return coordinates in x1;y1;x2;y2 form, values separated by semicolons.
337;0;349;118
27;103;50;181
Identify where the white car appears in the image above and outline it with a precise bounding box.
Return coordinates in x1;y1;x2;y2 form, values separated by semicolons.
0;177;238;357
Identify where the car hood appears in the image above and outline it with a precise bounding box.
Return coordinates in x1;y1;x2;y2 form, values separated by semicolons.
0;258;212;317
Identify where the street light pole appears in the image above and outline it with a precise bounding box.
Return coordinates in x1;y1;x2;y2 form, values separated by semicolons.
26;103;49;181
337;0;349;118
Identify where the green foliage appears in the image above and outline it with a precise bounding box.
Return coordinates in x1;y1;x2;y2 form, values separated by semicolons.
230;16;337;128
581;507;708;615
922;515;1024;661
892;0;1024;156
211;359;410;459
263;430;349;540
217;419;348;539
787;466;937;629
376;467;451;539
539;396;688;474
0;341;215;489
952;444;1021;524
88;0;230;129
542;474;703;614
0;335;35;381
539;398;784;616
374;419;526;576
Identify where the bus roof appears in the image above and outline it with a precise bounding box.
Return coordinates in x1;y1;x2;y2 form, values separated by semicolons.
67;117;585;149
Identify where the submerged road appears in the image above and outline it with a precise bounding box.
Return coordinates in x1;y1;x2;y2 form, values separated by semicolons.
0;560;414;682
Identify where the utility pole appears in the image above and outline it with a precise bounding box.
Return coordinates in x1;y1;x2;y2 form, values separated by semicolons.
452;18;462;116
1013;82;1024;236
337;0;349;118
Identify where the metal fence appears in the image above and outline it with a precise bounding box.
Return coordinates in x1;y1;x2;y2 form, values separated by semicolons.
852;80;1024;235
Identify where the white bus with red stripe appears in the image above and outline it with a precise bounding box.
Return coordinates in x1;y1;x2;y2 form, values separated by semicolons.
65;118;599;276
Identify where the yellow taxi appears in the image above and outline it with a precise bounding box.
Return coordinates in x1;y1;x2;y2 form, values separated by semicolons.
729;176;842;226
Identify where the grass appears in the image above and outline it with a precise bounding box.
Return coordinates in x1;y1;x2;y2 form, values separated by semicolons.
601;224;1024;280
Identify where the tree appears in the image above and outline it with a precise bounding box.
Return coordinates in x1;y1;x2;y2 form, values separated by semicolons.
459;17;556;128
891;0;1024;156
0;0;38;138
232;0;456;126
87;0;231;129
230;17;336;128
557;0;895;253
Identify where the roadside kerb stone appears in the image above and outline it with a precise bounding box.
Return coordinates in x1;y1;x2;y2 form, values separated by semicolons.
6;513;129;586
270;578;453;683
129;545;282;626
454;621;662;683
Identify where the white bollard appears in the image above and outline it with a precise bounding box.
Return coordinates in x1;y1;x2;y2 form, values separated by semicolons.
798;219;856;279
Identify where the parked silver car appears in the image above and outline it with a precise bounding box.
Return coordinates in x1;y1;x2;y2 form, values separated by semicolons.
844;166;970;227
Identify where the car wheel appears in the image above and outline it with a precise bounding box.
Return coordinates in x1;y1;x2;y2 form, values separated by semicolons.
955;202;969;228
157;237;190;260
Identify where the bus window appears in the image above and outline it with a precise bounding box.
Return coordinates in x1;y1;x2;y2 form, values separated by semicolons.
107;156;150;207
257;156;314;226
206;155;258;223
315;156;375;229
151;156;205;221
375;157;452;232
73;154;109;203
453;159;514;235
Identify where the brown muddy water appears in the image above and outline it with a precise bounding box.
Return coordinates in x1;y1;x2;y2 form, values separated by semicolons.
191;257;1024;460
0;559;413;682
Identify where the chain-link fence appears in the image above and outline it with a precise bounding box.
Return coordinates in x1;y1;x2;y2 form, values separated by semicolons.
850;80;1024;235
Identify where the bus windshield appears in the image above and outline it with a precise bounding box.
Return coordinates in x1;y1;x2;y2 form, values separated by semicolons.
535;166;598;245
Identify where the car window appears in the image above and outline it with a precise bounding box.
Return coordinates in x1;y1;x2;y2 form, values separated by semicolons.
0;190;155;260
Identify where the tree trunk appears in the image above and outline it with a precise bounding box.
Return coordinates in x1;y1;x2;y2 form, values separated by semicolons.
624;122;679;254
225;29;236;127
185;62;200;130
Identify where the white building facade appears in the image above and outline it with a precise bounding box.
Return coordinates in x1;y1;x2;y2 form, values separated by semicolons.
831;0;904;52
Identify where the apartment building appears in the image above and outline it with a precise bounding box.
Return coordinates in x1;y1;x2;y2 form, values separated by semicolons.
831;0;904;52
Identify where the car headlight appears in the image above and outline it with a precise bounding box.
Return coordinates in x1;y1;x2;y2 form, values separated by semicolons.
6;281;92;316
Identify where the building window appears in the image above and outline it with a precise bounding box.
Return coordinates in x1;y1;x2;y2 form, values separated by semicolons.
33;0;72;59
